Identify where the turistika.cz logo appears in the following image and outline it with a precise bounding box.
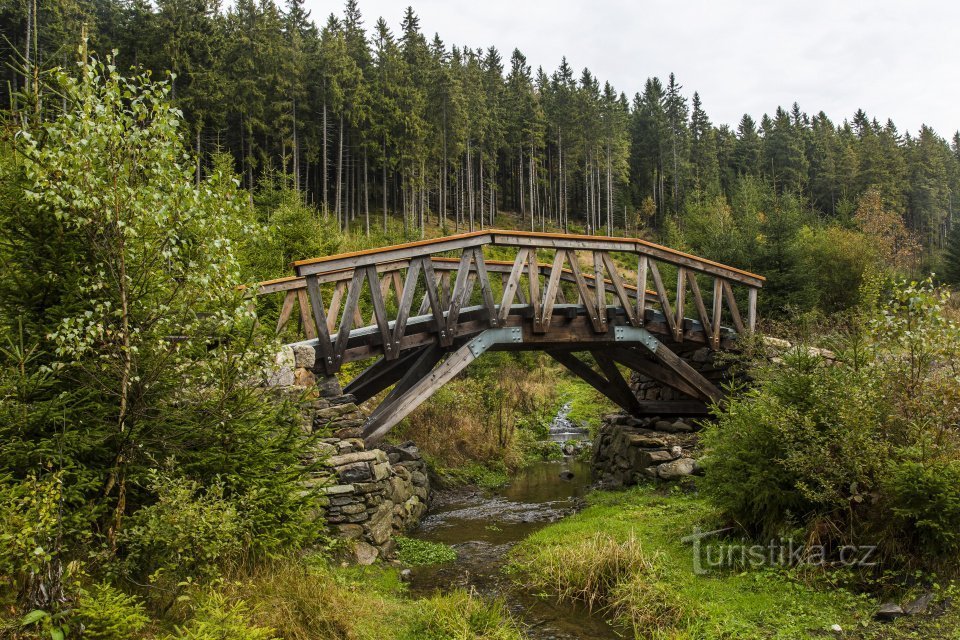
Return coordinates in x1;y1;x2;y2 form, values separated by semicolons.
681;527;878;575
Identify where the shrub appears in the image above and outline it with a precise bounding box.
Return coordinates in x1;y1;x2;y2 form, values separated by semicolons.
886;460;960;557
168;591;277;640
701;279;960;570
121;471;243;587
74;583;149;640
0;474;62;596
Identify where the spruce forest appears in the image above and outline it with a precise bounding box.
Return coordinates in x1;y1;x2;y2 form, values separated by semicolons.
4;0;960;296
3;1;960;639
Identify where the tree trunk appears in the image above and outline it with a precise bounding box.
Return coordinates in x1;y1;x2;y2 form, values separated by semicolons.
364;148;370;236
322;96;328;214
336;114;344;228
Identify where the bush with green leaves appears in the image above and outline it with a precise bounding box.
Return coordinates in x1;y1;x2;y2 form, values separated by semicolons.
0;57;323;618
121;471;245;586
73;582;149;640
168;591;277;640
702;278;960;569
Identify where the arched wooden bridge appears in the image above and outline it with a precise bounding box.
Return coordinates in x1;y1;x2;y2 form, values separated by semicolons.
253;230;764;442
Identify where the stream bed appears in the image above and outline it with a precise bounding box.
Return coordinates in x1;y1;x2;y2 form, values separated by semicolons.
406;456;620;639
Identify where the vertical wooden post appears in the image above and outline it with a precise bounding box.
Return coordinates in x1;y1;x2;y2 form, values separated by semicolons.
637;255;648;326
747;287;758;333
674;268;686;342
711;278;723;350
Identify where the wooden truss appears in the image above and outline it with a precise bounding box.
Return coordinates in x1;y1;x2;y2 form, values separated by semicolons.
251;230;764;442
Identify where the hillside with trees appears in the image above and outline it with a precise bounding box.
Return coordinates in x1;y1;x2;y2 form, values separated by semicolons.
2;2;960;639
4;0;960;299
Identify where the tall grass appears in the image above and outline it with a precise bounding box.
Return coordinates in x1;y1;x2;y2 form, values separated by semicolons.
509;529;685;638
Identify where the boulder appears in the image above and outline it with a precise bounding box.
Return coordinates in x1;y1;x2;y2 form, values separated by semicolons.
638;450;675;467
327;450;380;467
874;603;904;621
658;420;693;433
337;462;373;484
353;541;379;565
323;484;356;495
658;457;696;479
291;343;317;369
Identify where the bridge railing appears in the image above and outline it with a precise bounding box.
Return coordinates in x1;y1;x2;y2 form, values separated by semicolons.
251;230;764;375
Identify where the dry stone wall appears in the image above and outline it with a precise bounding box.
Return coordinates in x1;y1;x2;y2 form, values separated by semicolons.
592;414;702;485
268;344;431;564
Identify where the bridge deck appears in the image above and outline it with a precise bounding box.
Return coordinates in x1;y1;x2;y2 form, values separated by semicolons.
252;230;763;441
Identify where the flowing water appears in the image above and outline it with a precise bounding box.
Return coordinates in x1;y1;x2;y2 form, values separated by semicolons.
407;453;621;639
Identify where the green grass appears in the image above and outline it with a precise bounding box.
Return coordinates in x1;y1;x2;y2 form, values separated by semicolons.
395;537;458;566
509;486;960;639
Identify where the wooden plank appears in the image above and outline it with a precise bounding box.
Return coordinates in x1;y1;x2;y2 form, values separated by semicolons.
343;346;430;403
330;269;366;371
528;250;542;332
564;250;604;333
304;275;333;373
497;248;529;324
326;280;347;332
473;248;498;328
711;278;723;350
367;265;393;359
391;259;423;358
538;251;566;332
722;280;746;334
444;252;474;344
363;343;478;441
488;230;765;287
275;290;297;333
440;271;452;308
747;287;758;332
643;338;723;404
675;267;686;343
592;351;641;412
296;289;317;340
295;231;492;275
637;254;648;326
365;343;446;426
546;350;635;412
591;252;609;331
687;272;714;346
648;261;677;339
420;258;447;343
608;347;702;399
601;252;638;327
391;271;404;305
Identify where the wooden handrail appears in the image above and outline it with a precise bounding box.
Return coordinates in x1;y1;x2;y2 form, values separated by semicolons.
291;229;764;288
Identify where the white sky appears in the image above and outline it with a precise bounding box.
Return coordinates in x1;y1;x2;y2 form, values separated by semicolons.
303;0;960;138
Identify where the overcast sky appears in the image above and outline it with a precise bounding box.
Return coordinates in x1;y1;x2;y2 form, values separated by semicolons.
303;0;960;138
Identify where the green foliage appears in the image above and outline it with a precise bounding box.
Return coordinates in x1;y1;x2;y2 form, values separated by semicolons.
886;461;960;557
168;591;277;640
702;279;960;568
394;537;457;566
0;473;63;595
73;582;149;640
402;590;523;640
121;472;245;586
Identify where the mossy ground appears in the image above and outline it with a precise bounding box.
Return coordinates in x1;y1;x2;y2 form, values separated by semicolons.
510;485;960;639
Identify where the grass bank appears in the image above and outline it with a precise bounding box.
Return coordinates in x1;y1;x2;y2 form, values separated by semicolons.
144;557;523;640
510;486;960;639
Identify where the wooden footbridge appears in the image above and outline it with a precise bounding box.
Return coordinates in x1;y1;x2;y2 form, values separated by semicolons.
253;230;764;442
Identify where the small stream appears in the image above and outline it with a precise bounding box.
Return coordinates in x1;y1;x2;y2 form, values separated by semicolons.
406;414;620;639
